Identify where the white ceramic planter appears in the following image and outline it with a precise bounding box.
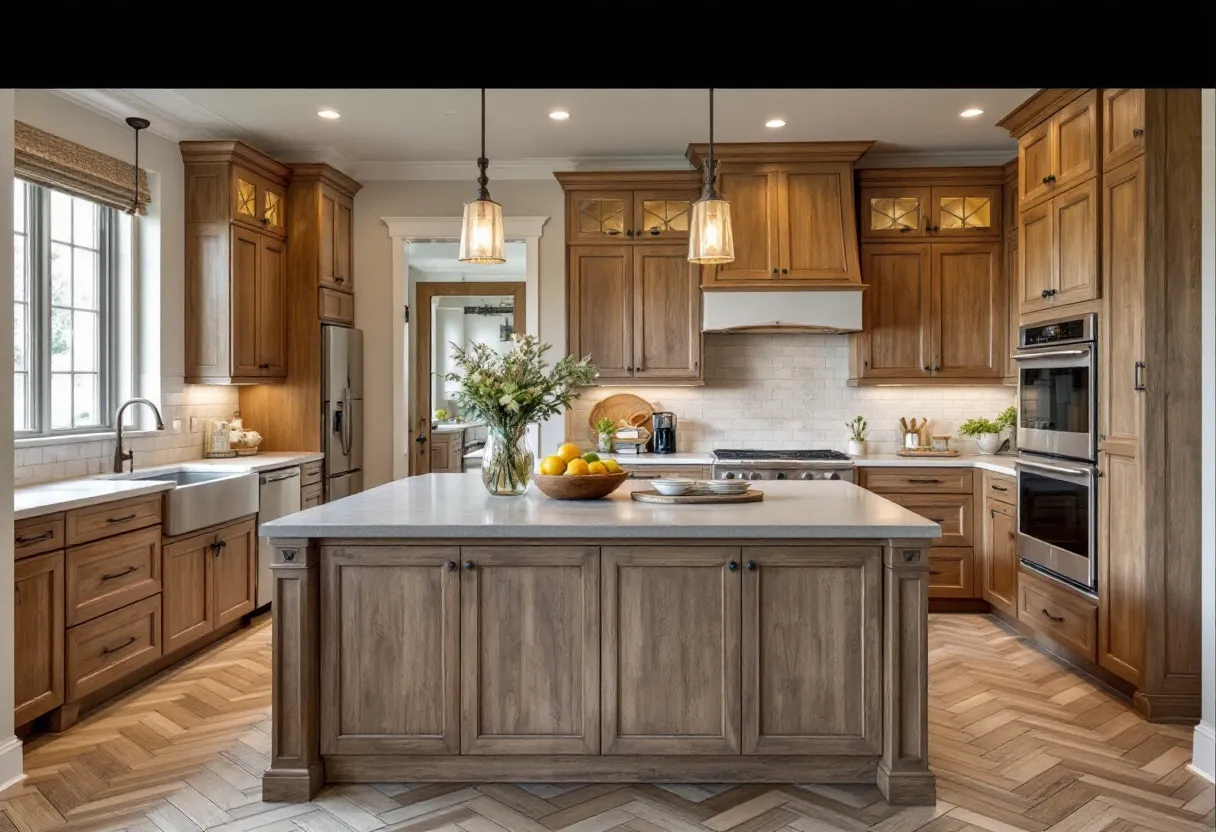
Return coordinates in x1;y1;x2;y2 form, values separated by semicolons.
974;433;1001;455
848;440;866;456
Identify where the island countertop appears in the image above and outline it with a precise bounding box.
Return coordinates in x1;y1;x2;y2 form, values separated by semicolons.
260;472;940;540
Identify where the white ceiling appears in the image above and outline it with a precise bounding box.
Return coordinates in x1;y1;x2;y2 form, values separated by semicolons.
53;89;1036;180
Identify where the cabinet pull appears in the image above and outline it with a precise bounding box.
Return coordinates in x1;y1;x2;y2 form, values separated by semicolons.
991;485;1008;492
632;473;659;479
463;560;475;570
1132;128;1144;139
649;228;660;236
898;226;912;233
1008;530;1016;540
771;268;778;275
445;560;457;572
930;570;942;576
16;530;54;546
102;636;137;656
905;478;940;484
106;514;137;524
335;276;345;284
1041;609;1065;624
745;560;757;571
101;565;138;582
727;560;738;572
259;363;271;370
1133;361;1146;392
780;268;788;275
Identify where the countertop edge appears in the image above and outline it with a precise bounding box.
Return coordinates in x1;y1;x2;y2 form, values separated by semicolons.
260;525;941;540
15;481;176;521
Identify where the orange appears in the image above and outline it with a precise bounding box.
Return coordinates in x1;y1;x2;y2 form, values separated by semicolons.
539;455;566;476
557;443;583;463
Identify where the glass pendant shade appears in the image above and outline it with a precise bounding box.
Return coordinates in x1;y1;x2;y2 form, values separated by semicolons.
458;197;505;263
688;195;735;264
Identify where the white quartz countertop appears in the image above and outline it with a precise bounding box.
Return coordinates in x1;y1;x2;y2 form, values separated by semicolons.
261;473;940;540
14;451;324;521
853;453;1017;477
602;452;716;466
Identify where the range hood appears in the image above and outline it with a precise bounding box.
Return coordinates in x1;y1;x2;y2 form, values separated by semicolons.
702;291;862;334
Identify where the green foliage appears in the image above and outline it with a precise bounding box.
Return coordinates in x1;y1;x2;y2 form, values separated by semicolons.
996;406;1017;431
593;417;616;436
845;415;869;442
445;333;598;435
959;417;1001;437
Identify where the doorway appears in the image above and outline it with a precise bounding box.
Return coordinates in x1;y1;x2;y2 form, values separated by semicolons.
412;280;526;475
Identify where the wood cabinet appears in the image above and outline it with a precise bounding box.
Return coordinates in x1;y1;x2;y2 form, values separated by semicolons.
1015;90;1099;211
1017;178;1099;314
601;546;741;754
981;475;1018;616
861;184;1002;240
741;547;882;754
684;143;872;289
66;526;161;627
617;464;710;480
182;142;290;384
1002;159;1019;383
14;551;65;725
65;494;161;546
238;164;363;453
162;518;257;653
66;594;162;703
858;467;979;600
1101;89;1145;171
557;172;705;386
852;241;1004;384
461;547;599;754
15;515;64;557
429;431;465;474
1017;568;1097;662
301;483;323;509
567;245;702;384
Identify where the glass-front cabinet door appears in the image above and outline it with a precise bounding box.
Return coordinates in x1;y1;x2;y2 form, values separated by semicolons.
931;185;1001;238
860;187;930;239
632;190;698;241
568;191;633;242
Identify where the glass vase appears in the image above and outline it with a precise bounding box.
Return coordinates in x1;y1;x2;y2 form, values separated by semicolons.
481;426;535;496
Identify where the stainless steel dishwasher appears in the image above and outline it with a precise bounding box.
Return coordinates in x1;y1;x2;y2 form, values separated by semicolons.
256;465;301;609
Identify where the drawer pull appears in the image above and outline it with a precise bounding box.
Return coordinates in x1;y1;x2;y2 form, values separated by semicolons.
1041;609;1065;624
991;485;1008;492
101;565;138;582
930;570;942;576
926;517;945;523
106;514;138;524
16;530;55;546
102;636;137;656
905;478;941;484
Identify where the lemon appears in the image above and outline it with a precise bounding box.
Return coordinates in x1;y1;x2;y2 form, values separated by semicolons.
565;459;590;476
557;443;583;463
539;455;566;476
603;459;622;473
587;461;607;475
581;452;600;463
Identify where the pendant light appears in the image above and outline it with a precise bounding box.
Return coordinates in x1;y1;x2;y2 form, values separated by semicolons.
124;116;150;216
688;88;734;265
458;88;506;263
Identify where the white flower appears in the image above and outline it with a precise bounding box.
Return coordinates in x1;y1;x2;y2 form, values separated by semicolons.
505;400;520;413
498;394;514;407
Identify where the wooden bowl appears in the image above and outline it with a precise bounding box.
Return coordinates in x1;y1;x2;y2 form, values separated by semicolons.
533;471;630;500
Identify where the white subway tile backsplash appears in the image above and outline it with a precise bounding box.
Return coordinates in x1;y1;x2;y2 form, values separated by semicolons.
567;333;1016;455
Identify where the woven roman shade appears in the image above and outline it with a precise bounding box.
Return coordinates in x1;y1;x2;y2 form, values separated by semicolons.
14;121;151;215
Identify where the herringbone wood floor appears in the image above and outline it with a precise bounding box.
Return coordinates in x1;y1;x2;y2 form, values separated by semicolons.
2;615;1212;832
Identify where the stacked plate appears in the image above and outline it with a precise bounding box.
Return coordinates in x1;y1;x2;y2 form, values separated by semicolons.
706;479;752;495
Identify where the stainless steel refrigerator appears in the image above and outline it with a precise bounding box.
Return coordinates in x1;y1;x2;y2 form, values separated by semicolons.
322;325;364;501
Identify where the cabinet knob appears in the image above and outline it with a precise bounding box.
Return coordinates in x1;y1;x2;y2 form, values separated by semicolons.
780;268;788;275
649;228;660;236
772;267;778;275
727;560;738;572
624;229;633;237
745;560;757;571
445;560;457;572
1132;128;1144;139
463;560;475;571
335;276;345;284
924;365;931;371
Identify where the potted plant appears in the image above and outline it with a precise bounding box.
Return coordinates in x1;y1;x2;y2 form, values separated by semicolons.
845;415;869;456
446;334;597;496
593;417;617;454
996;405;1017;451
959;415;1003;455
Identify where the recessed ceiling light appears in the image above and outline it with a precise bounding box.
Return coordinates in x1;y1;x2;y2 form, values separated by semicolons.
959;108;984;118
549;110;570;121
765;118;786;128
317;109;340;120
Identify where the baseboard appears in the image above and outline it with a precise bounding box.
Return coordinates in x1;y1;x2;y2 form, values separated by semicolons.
1192;721;1215;782
0;735;24;793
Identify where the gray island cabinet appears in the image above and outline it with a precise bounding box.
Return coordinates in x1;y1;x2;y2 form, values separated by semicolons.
259;475;940;805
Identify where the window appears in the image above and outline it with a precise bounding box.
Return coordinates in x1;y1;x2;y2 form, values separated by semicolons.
13;180;119;435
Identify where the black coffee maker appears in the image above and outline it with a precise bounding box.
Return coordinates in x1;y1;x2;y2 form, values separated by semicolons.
652;412;677;454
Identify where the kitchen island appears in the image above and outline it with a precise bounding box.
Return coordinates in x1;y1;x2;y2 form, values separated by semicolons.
259;474;940;805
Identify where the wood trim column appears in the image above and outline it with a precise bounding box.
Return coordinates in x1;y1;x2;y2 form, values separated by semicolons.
877;539;936;806
262;539;323;802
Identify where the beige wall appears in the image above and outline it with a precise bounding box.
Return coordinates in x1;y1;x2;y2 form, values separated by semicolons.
2;88;21;788
353;179;566;487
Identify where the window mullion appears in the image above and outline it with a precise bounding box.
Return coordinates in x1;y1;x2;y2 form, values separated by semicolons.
36;187;52;436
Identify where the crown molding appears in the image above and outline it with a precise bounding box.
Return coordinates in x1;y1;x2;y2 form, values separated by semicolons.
49;89;213;143
854;149;1018;169
271;145;360;178
357;155;691;181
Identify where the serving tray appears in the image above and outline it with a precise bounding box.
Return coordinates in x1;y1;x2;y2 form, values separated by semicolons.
631;488;764;505
896;448;960;458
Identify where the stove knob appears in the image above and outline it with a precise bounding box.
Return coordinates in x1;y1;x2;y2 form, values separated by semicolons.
723;472;735;480
775;472;787;480
827;472;841;481
749;472;763;481
800;472;815;480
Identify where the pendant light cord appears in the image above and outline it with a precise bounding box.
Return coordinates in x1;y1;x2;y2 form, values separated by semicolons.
124;116;150;216
475;88;490;201
702;88;719;200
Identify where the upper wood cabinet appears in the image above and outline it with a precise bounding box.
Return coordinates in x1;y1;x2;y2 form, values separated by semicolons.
1013;90;1099;211
854;243;931;380
558;172;704;386
1002;159;1018;383
685;142;872;289
557;172;702;244
1102;88;1145;171
290;164;361;294
860;173;1002;241
182;142;290;384
1017;178;1099;315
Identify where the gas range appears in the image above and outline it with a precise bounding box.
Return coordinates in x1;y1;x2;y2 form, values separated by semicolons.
710;449;855;483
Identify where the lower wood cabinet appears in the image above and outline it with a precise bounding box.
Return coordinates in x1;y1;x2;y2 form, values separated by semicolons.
616;464;710;480
14;551;65;725
320;543;884;758
66;594;162;702
981;477;1018;616
301;483;323;509
1017;568;1097;662
926;548;975;599
66;526;161;627
163;517;257;653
